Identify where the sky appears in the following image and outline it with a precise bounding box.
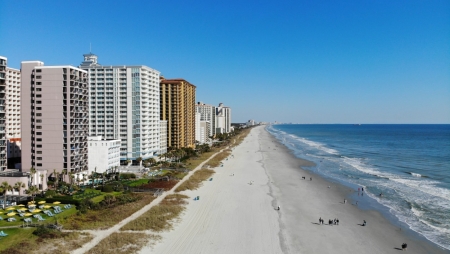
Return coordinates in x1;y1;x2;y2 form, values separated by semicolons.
1;0;449;123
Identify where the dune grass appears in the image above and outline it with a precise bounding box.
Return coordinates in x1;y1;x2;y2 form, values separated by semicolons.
61;193;155;230
86;232;160;254
120;194;189;232
0;229;92;254
175;168;215;192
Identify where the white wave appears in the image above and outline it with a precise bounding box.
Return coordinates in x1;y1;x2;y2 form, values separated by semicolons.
411;206;424;217
390;178;450;202
292;137;340;155
410;172;422;177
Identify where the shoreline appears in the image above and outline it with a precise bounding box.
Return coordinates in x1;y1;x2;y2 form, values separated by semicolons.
143;126;448;254
263;126;448;253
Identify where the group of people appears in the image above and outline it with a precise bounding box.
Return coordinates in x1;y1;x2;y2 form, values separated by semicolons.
318;217;339;225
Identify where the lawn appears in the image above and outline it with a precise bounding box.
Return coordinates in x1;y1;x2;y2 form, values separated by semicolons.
0;227;37;252
0;204;77;228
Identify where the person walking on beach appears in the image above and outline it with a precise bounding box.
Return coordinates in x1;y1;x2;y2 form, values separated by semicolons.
402;243;407;251
277;206;280;211
363;220;367;226
337;219;339;225
344;199;347;204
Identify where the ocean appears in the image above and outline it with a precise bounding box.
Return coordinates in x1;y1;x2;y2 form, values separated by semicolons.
267;124;450;250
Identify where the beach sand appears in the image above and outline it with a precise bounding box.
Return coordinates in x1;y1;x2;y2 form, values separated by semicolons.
143;126;447;254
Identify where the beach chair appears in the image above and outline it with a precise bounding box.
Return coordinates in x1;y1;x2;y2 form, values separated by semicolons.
0;231;7;236
7;218;16;222
37;215;45;221
0;216;2;220
47;211;54;217
39;205;44;209
18;213;24;217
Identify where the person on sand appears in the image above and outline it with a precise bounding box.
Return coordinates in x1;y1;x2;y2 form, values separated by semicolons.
277;206;280;210
402;243;407;251
319;217;322;224
344;199;346;204
337;219;339;225
363;220;367;226
310;177;312;181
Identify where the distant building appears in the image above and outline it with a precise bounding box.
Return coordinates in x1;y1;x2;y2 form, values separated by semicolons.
196;102;216;137
159;120;167;155
0;56;7;171
216;103;231;134
5;66;21;162
21;61;88;185
247;119;256;127
160;78;196;149
88;136;120;174
80;53;161;163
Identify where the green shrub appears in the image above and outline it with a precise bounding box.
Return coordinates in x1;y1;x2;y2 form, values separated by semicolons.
44;190;57;198
33;225;60;239
102;185;114;193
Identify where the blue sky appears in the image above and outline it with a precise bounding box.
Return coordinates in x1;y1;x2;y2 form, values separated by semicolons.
1;0;449;123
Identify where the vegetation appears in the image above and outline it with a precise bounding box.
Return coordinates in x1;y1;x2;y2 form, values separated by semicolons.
87;232;160;254
0;227;92;254
175;169;215;192
120;194;188;232
61;193;155;230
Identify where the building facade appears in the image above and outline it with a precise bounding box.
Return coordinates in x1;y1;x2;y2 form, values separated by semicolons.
80;53;161;163
216;103;231;134
5;67;21;161
88;136;120;174
196;102;216;138
0;56;7;171
159;120;167;155
21;61;89;179
160;78;196;149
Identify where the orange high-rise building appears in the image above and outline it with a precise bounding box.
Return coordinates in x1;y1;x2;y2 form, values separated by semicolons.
160;78;196;149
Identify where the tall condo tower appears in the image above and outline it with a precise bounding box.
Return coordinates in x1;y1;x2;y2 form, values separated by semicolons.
196;102;216;137
160;78;196;149
216;103;231;134
0;56;7;171
80;53;161;162
21;61;89;177
5;66;21;161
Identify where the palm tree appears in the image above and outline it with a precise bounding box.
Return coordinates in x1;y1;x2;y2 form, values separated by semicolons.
14;182;25;198
29;167;36;187
1;182;13;209
26;186;40;201
62;169;68;183
53;169;59;190
39;174;44;190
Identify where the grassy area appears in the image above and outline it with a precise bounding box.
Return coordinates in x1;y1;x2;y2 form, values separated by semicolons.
175;169;215;192
120;194;188;232
124;179;149;187
185;150;218;170
203;149;232;168
0;228;92;254
61;193;155;230
87;232;160;254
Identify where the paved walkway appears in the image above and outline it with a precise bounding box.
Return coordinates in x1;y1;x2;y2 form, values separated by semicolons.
71;147;228;254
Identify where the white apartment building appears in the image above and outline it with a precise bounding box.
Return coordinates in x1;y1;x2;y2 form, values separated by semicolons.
196;102;216;137
216;103;231;134
0;56;7;171
5;67;21;160
88;136;120;174
160;120;167;155
80;53;161;163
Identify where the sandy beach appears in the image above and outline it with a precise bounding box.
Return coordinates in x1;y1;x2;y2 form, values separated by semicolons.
143;126;448;254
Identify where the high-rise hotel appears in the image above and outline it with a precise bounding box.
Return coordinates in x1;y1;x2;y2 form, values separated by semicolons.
160;78;196;149
0;56;7;171
21;61;89;177
80;53;161;162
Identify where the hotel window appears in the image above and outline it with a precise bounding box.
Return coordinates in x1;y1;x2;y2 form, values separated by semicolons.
36;132;42;135
36;76;41;79
36;138;42;142
36;151;42;154
36;82;42;85
37;163;42;167
37;157;42;160
37;145;42;148
36;69;42;73
36;88;42;92
36;94;42;98
36;126;42;129
36;113;42;116
36;101;42;104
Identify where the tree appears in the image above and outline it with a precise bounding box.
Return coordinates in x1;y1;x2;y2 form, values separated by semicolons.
1;182;13;209
53;169;59;190
136;157;142;165
29;167;36;187
39;174;44;190
26;186;40;201
14;181;25;198
62;169;68;183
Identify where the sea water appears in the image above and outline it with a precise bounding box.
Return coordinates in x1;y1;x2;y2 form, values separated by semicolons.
267;124;450;250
